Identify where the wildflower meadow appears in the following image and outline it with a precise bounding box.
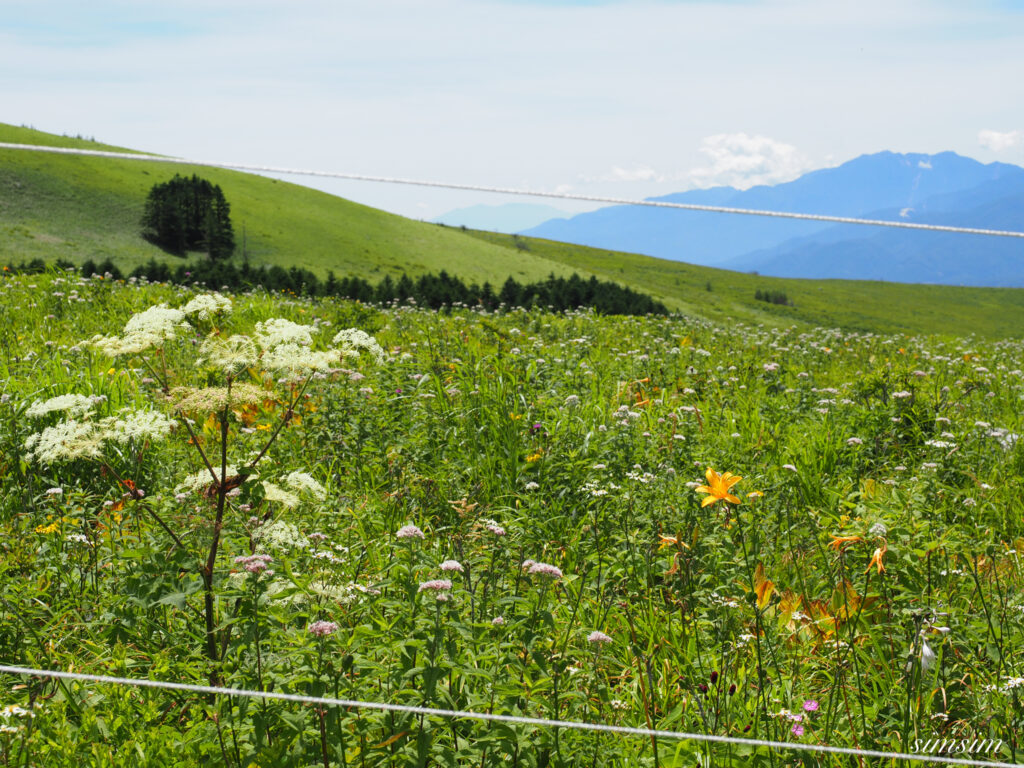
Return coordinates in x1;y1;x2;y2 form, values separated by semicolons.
2;269;1024;766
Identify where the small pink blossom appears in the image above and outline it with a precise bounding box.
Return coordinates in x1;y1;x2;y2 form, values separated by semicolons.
439;559;464;572
396;524;425;540
791;724;804;737
803;700;819;712
528;562;563;580
491;616;505;626
308;620;339;637
418;579;453;593
587;630;613;645
235;554;273;574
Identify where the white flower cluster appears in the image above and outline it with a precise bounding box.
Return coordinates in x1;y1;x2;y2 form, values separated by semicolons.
176;465;244;494
181;292;232;320
262;481;301;508
255;318;317;348
333;328;386;363
25;393;101;418
253;519;309;553
90;303;190;357
199;335;259;375
24;406;176;463
282;470;327;501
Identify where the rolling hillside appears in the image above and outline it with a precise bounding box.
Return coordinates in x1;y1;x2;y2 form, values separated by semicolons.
4;123;1024;338
0;124;583;286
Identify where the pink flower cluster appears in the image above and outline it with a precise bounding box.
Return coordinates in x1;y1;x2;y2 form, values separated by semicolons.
308;620;339;637
587;630;613;645
396;524;425;540
234;554;274;575
418;579;453;593
527;561;563;580
439;559;464;572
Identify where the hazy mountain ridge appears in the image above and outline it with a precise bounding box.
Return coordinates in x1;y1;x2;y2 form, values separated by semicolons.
521;151;1024;285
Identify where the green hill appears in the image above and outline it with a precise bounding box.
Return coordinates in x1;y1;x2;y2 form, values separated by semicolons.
0;124;582;286
3;122;1024;338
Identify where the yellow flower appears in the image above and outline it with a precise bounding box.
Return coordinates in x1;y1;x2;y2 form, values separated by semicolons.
695;468;742;508
525;449;544;463
34;522;59;534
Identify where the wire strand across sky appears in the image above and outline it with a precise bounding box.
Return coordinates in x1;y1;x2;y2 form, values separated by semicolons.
2;142;1023;240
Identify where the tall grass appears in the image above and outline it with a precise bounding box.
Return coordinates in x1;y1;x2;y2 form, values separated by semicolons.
1;269;1023;766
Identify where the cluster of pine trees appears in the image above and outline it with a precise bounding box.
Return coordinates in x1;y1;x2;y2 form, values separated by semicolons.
75;258;667;315
754;288;791;306
140;175;235;260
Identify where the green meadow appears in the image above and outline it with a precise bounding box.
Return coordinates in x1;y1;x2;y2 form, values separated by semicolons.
2;272;1024;766
4;122;1024;337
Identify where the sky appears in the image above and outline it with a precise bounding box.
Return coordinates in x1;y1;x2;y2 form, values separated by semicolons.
2;0;1024;221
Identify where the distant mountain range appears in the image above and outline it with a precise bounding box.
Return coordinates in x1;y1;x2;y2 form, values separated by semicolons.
519;152;1024;286
433;203;572;233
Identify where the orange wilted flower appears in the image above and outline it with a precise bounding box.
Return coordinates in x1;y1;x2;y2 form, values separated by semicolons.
695;468;742;508
828;534;862;551
658;534;689;550
865;544;887;574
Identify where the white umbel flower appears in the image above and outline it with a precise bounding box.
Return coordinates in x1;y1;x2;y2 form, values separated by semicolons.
24;419;104;462
332;328;385;363
261;343;339;378
25;393;98;418
24;407;175;463
255;318;317;349
262;481;301;508
199;335;258;375
123;304;189;340
99;408;176;443
182;293;232;320
254;519;308;552
176;465;244;494
283;471;327;501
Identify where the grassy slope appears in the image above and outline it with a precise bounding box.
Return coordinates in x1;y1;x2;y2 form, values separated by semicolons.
4;123;1024;338
466;231;1024;338
0;124;582;285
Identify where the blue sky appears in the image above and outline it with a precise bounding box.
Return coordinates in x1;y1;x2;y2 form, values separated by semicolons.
2;0;1023;219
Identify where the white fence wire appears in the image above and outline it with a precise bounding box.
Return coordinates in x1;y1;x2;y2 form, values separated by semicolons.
0;665;1018;767
2;141;1024;240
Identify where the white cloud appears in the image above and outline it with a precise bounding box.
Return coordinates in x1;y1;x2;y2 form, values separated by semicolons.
918;159;931;169
688;133;813;190
978;129;1023;152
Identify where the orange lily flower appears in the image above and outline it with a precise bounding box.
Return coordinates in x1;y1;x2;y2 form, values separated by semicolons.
828;534;862;551
695;468;742;508
865;544;887;574
658;534;689;550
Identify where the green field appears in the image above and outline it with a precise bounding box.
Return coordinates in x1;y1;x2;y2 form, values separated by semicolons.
3;275;1024;766
4;122;1024;337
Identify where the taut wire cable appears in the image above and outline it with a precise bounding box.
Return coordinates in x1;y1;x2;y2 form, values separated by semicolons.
0;665;1017;767
2;142;1023;240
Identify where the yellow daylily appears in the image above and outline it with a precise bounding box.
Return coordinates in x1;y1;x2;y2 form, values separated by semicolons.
695;468;742;508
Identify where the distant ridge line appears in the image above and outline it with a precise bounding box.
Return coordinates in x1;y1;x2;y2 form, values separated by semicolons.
3;141;1024;240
